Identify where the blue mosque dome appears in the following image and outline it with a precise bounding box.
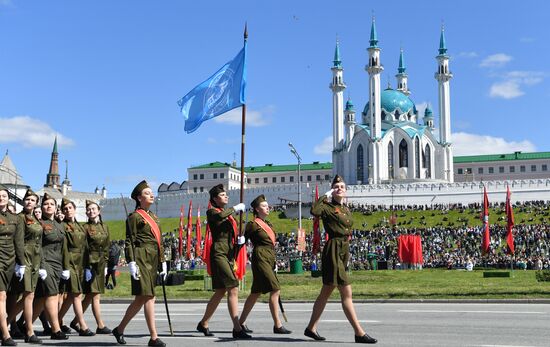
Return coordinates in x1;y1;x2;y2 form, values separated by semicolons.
362;88;416;121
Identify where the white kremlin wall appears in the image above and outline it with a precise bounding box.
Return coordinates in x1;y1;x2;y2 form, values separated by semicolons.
100;178;550;221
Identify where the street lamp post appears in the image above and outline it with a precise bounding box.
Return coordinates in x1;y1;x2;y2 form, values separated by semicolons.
288;143;302;231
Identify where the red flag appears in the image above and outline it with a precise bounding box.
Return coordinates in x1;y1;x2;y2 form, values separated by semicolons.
235;244;247;280
202;202;212;275
481;186;490;255
186;200;193;260
312;185;321;254
195;206;202;257
505;185;515;254
178;204;184;258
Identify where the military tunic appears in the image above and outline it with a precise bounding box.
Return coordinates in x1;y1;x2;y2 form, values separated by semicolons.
245;219;280;294
207;207;239;289
310;196;353;286
83;220;110;294
0;210;24;292
38;219;70;297
12;212;43;293
125;209;165;296
62;220;88;293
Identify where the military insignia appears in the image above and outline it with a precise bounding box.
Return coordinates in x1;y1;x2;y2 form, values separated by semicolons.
88;227;97;236
334;207;341;214
65;223;74;232
0;218;5;225
43;224;53;233
25;216;35;225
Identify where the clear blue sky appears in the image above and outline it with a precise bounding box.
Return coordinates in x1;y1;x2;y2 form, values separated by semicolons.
1;0;548;195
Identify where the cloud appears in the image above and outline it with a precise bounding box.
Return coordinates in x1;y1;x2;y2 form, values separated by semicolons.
489;81;524;99
214;106;273;126
0;116;75;148
479;53;513;68
453;132;536;156
458;51;478;58
313;136;333;155
520;37;535;43
489;71;545;99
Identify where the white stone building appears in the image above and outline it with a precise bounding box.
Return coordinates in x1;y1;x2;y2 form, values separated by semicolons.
332;19;453;184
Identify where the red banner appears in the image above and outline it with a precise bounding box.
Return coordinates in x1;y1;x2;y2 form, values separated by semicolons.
312;185;321;254
178;204;184;258
195;206;202;257
203;202;212;275
481;187;490;255
397;235;423;264
186;200;193;260
505;185;515;254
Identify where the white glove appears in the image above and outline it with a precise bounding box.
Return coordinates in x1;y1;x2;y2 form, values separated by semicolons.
104;267;108;276
61;270;70;280
129;261;140;280
237;235;246;245
232;203;245;213
16;265;26;281
324;189;334;199
38;269;47;280
85;268;93;282
159;262;168;282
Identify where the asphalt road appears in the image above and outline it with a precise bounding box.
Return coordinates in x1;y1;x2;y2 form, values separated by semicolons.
26;302;550;347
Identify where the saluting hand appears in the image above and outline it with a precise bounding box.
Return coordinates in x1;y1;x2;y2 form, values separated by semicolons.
324;189;334;199
233;203;246;213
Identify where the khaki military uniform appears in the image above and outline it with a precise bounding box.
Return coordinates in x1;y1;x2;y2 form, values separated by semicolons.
12;212;43;293
207;207;238;289
125;209;165;296
38;219;69;297
0;210;24;292
62;220;88;293
311;196;353;286
83;221;110;294
245;219;280;294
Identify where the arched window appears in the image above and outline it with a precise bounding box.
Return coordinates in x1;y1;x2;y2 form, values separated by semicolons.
357;144;364;183
399;139;408;168
388;141;394;179
415;137;420;178
424;144;432;178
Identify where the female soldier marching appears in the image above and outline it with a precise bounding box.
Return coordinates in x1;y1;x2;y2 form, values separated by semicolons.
113;180;167;347
72;200;111;334
196;184;250;339
8;189;43;344
57;198;94;336
0;186;24;346
238;194;291;334
304;175;377;344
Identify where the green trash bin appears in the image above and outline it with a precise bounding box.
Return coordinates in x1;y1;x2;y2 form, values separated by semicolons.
290;259;304;274
367;253;378;270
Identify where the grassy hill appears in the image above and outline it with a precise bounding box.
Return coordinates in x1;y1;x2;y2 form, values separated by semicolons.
104;205;550;240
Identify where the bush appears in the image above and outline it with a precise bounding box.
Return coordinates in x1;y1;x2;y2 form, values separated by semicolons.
536;270;550;282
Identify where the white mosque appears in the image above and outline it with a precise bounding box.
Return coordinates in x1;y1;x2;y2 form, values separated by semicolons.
331;19;453;184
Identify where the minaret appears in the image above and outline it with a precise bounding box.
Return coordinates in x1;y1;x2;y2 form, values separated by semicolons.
330;39;346;151
396;48;410;95
423;104;435;131
45;136;60;188
366;17;383;183
434;25;453;182
344;97;356;146
61;159;72;195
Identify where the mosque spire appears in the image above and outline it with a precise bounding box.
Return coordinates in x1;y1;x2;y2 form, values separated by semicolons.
398;48;406;73
369;16;378;48
438;24;448;56
333;38;342;68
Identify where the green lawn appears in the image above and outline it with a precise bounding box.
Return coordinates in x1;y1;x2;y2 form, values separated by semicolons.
103;269;550;300
104;205;550;241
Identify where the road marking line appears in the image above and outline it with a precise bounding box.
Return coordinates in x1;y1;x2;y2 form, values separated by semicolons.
398;310;546;314
321;320;380;323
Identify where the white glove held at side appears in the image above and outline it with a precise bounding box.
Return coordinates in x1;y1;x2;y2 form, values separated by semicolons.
232;203;246;213
17;265;26;281
85;268;93;282
38;269;47;280
129;261;140;280
237;235;246;245
61;270;70;280
159;262;168;281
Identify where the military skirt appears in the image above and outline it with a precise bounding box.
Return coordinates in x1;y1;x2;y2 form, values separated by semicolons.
37;259;63;297
10;241;41;293
250;246;279;294
210;242;238;290
84;249;107;294
321;237;350;286
0;238;16;292
130;242;159;296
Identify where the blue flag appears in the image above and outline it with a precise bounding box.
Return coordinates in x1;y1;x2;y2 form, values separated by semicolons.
178;44;247;133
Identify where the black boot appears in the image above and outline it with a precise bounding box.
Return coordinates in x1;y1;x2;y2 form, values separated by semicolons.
196;322;214;337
